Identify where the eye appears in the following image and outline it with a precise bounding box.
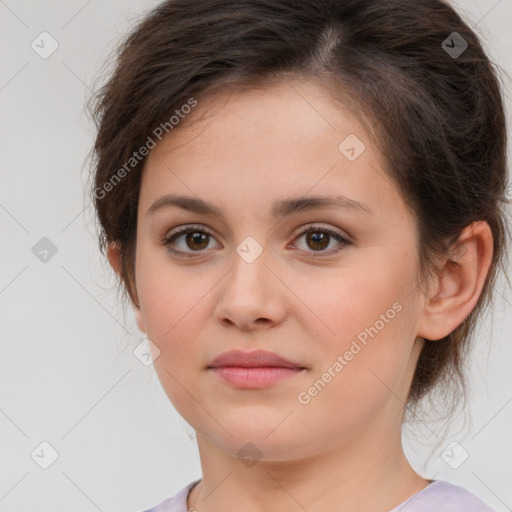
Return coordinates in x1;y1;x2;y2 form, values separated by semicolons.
291;224;351;258
162;223;351;259
163;224;220;257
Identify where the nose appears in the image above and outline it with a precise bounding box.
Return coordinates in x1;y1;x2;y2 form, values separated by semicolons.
214;246;287;332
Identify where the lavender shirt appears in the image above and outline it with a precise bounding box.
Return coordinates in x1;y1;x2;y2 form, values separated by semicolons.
142;479;497;512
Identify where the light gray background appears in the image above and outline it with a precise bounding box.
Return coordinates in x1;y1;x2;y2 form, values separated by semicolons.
1;1;511;511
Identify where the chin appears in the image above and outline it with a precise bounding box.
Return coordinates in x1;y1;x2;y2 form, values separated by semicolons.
198;420;309;459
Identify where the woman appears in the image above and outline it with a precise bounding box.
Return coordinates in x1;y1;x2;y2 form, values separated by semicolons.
89;0;509;510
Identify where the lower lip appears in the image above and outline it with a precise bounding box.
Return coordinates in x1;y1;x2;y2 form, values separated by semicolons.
209;366;305;388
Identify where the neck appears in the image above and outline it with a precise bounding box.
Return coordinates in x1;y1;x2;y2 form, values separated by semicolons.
188;419;429;512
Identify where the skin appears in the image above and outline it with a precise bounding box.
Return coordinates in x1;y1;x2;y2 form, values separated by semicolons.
107;78;493;512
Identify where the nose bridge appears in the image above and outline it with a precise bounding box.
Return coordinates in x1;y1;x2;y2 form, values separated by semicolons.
229;234;270;298
215;234;283;329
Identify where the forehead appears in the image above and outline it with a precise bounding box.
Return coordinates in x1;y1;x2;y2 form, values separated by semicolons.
139;79;404;223
148;79;369;160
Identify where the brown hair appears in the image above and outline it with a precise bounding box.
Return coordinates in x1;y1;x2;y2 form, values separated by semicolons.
88;0;510;417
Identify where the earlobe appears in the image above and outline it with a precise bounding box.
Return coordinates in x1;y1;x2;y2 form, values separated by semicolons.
107;242;146;334
134;305;147;334
107;242;122;275
417;221;494;341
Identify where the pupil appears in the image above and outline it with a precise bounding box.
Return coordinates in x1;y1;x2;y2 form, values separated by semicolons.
307;232;329;250
187;232;208;250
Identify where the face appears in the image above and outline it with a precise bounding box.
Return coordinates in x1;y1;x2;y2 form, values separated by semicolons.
132;79;426;461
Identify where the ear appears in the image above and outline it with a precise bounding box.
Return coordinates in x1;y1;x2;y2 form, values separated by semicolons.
106;242;122;275
106;242;147;335
417;221;494;341
132;306;147;335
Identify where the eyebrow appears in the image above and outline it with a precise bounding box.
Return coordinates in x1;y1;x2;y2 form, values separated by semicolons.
146;193;372;220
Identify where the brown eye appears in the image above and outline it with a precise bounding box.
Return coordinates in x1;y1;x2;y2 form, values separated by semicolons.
163;223;351;259
163;225;219;257
305;232;330;251
293;225;351;258
184;231;210;251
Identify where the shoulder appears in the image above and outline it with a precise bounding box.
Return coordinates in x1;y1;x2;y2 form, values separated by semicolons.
140;479;200;512
393;480;497;512
140;479;497;512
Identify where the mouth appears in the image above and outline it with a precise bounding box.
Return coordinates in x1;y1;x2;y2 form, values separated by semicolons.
207;349;307;389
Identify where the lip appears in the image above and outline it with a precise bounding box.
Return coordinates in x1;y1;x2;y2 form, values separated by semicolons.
207;350;307;389
208;349;304;369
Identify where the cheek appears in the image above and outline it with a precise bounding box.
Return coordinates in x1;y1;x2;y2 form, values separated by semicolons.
295;263;411;344
138;267;210;413
135;274;204;391
295;307;415;441
303;265;417;392
135;242;208;337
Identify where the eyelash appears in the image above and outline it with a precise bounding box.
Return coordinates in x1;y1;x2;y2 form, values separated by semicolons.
162;223;351;259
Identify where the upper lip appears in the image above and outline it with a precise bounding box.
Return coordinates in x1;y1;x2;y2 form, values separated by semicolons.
208;350;305;369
